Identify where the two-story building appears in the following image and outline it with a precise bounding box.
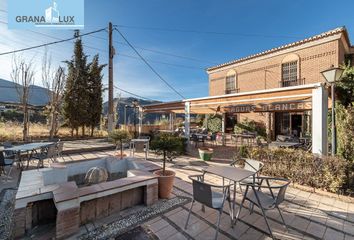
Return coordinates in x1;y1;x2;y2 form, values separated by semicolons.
143;27;354;155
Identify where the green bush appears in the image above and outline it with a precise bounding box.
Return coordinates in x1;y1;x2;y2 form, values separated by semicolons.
205;115;222;133
236;147;347;193
150;133;184;175
109;129;131;157
234;118;266;138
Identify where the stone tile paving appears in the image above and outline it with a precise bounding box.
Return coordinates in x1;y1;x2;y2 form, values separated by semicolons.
2;145;354;239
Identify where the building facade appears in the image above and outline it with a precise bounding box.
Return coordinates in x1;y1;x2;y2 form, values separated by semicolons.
143;27;354;155
206;27;353;138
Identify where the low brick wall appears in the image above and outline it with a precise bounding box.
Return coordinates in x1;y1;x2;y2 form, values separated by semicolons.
80;187;144;224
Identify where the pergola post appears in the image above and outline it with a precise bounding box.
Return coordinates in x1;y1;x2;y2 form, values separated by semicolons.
221;113;226;146
184;102;190;140
312;85;328;155
169;112;173;131
138;106;143;137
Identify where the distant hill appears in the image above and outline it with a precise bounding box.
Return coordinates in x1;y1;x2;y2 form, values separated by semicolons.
0;79;50;106
103;97;163;125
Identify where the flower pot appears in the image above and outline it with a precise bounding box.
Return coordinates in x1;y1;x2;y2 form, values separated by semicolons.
154;169;175;199
198;147;214;161
115;152;127;159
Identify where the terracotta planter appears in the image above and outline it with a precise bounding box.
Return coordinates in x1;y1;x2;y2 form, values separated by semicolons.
154;169;175;199
198;147;214;161
115;152;127;159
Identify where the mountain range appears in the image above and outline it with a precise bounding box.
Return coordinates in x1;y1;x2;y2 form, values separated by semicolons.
0;79;50;106
0;78;163;124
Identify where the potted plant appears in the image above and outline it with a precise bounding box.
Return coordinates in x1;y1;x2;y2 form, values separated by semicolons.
109;129;131;159
150;133;183;199
198;147;214;161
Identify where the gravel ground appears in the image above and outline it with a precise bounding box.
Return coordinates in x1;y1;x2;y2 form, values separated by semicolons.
0;189;16;240
78;196;191;240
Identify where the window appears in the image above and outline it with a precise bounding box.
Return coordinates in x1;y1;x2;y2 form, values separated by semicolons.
225;75;237;94
281;61;298;87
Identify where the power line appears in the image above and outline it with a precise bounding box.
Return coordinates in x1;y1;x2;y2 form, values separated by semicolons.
114;27;185;99
115;24;302;39
112;85;156;102
118;53;204;70
88;34;217;64
0;28;107;56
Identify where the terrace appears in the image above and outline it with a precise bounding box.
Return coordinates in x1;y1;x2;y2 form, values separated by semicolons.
1;139;354;240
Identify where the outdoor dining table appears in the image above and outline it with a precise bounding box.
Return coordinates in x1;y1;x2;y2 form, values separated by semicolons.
268;141;301;149
5;142;55;169
232;133;256;145
202;165;256;220
129;138;150;156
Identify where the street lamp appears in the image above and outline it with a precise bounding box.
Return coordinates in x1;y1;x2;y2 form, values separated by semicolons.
321;65;344;155
132;99;139;138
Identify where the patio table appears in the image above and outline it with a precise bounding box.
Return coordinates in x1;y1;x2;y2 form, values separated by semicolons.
268;141;301;149
129;139;150;156
203;165;256;220
232;133;256;145
6;142;55;169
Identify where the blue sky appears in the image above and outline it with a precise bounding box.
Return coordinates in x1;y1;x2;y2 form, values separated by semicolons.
1;0;354;102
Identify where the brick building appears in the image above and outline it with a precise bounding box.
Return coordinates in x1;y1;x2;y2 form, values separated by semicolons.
143;27;354;155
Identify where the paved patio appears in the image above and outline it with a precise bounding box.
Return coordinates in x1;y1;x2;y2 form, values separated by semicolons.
1;147;354;239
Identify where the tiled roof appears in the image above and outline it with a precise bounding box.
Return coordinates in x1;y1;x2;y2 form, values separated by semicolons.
207;26;348;72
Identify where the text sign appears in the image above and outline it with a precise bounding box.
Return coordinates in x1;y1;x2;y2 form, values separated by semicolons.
226;102;312;113
8;0;84;29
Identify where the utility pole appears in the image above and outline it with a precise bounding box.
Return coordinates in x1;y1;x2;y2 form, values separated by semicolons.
108;22;114;132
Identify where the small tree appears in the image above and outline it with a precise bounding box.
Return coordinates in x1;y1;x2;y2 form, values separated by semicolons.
109;129;131;158
150;133;183;175
11;55;35;141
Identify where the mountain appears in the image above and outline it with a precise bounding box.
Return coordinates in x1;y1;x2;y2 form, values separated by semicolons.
0;79;51;106
103;97;163;125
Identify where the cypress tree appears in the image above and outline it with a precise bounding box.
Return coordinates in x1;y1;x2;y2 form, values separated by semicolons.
87;54;106;136
63;35;90;137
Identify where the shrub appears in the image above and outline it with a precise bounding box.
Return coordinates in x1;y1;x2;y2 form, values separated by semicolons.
234;118;267;139
236;147;347;193
109;129;131;158
205;115;222;133
150;133;184;175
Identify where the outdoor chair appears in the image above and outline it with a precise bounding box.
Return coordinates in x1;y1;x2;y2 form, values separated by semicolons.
132;141;148;160
3;141;15;159
56;141;64;161
234;176;290;239
230;158;264;191
0;151;14;182
185;174;232;240
209;133;217;146
46;144;58;163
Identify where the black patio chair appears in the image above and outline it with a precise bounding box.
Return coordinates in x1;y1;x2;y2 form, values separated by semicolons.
0;151;14;182
230;158;264;188
185;174;232;240
234;176;290;239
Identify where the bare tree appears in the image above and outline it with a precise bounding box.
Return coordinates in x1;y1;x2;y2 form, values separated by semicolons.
11;55;35;141
42;51;66;138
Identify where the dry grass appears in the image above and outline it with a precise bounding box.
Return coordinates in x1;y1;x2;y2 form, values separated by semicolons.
0;122;108;142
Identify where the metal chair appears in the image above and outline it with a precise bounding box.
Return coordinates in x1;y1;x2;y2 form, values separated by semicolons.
132;141;148;160
56;141;64;161
0;151;14;182
230;158;264;188
185;174;232;240
234;176;290;239
46;145;57;163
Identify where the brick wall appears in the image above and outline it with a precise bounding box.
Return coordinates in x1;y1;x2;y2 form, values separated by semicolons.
208;38;345;96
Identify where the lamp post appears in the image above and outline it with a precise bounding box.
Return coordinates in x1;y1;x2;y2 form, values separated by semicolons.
321;66;344;156
132;99;139;138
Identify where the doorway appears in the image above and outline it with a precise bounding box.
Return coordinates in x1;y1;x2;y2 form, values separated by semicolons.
291;114;302;137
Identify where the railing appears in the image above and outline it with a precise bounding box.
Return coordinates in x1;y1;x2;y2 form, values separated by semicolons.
279;78;305;88
225;88;240;94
